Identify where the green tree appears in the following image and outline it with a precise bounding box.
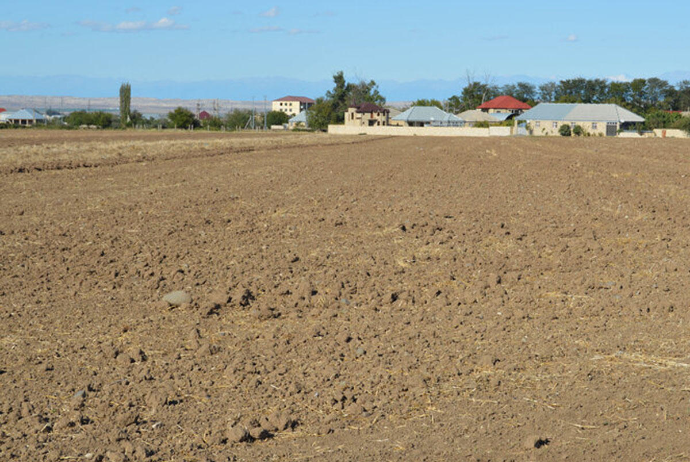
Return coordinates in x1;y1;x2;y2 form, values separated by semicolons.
672;116;690;134
572;125;584;136
445;95;463;113
559;124;572;136
65;111;115;128
412;99;443;109
129;110;144;127
309;71;386;129
306;97;335;131
458;81;499;110
119;82;131;128
224;109;252;130
538;82;557;102
168;107;197;129
266;110;290;126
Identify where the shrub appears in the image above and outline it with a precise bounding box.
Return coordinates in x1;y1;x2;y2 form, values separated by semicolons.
167;107;197;129
572;125;584;136
559;124;572;136
672;116;690;134
65;111;115;129
266;111;290;127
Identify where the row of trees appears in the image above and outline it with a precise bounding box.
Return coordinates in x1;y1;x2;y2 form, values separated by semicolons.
165;107;291;130
449;77;690;114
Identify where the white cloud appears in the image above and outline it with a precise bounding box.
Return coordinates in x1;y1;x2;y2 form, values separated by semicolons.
260;7;279;17
168;6;182;16
78;17;188;32
250;26;282;33
608;74;632;82
565;34;578;42
0;20;49;32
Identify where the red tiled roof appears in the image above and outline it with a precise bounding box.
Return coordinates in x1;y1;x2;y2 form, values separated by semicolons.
477;95;531;110
0;108;6;113
351;102;389;113
274;95;315;104
198;110;212;120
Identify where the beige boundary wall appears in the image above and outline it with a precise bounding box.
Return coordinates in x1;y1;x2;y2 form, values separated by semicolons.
328;125;513;137
654;129;688;138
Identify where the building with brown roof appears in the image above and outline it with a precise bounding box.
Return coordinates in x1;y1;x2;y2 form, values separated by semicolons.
272;96;315;117
345;102;390;127
477;95;532;116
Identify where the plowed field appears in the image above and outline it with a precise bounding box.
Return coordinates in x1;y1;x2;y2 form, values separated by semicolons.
2;131;690;461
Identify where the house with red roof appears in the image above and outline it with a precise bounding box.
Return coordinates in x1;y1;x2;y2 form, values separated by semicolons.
345;102;390;127
478;95;531;116
272;96;315;117
198;110;212;121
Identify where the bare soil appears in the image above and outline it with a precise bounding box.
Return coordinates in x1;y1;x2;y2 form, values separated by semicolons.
2;131;690;461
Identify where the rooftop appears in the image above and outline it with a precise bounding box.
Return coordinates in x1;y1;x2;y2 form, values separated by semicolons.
516;103;645;123
393;106;463;123
274;95;315;104
350;102;389;113
478;95;532;110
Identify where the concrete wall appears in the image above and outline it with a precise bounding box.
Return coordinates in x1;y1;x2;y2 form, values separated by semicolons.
328;125;514;137
654;129;689;138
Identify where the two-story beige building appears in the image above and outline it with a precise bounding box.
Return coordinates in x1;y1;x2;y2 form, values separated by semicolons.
272;96;315;117
345;102;390;127
516;103;645;136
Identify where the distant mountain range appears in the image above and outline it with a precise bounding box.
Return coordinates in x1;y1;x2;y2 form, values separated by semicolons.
2;72;689;113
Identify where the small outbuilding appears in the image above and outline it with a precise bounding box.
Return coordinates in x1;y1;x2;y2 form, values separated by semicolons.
198;110;212;121
345;102;390;127
392;106;464;127
516;103;645;136
288;111;309;129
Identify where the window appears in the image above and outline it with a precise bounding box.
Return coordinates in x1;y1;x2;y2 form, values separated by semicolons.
535;121;540;128
552;122;558;129
592;123;597;130
571;122;576;129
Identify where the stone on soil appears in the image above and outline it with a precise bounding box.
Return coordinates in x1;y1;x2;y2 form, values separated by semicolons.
163;290;192;306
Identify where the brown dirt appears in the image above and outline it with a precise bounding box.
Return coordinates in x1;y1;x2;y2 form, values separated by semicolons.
2;132;690;461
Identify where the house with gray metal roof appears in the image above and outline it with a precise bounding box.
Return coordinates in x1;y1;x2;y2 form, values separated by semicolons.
392;106;464;127
4;108;46;126
288;110;308;129
516;103;644;136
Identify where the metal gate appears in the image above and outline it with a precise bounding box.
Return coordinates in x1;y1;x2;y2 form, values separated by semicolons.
606;122;617;137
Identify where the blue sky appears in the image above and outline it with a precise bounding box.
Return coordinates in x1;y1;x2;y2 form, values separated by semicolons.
1;0;689;100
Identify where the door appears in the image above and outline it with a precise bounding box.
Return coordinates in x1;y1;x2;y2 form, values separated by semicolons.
606;122;617;137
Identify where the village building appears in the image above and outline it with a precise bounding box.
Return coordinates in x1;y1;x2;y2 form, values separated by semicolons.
516;103;645;136
272;96;315;117
3;109;46;126
392;106;464;127
198;110;212;121
457;109;503;126
288;111;308;129
478;95;531;117
345;102;390;127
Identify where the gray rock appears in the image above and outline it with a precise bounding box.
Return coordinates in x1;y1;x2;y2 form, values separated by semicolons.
163;291;192;306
